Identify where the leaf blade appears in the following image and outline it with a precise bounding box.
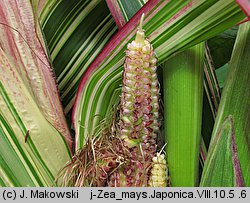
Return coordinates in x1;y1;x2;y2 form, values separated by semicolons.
236;0;250;19
39;0;118;113
0;0;72;147
201;22;250;186
0;15;72;186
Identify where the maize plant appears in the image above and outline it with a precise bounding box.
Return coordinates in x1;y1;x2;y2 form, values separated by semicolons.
0;0;250;187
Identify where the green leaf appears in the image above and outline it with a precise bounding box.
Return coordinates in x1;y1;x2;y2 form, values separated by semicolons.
204;44;221;111
0;0;72;147
39;0;118;113
200;138;208;168
73;0;244;150
215;63;229;89
207;26;238;68
200;116;243;186
163;43;204;186
201;22;250;186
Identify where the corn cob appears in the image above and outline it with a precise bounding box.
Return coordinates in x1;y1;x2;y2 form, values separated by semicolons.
108;14;160;187
148;153;167;187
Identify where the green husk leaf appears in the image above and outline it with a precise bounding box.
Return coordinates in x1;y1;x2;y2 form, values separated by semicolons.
163;43;204;186
200;116;243;186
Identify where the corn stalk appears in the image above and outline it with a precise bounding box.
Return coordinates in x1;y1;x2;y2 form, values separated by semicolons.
163;44;204;186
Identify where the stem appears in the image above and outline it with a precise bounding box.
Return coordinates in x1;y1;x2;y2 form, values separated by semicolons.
163;43;204;186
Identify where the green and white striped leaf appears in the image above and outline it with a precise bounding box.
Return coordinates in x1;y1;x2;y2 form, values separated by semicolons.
73;0;244;150
0;50;71;186
106;0;147;29
39;0;118;113
0;0;71;186
0;0;72;147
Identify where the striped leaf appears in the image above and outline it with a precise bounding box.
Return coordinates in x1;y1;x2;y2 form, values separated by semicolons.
0;51;71;186
106;0;147;29
0;0;71;186
39;0;118;113
73;0;244;150
201;22;250;186
0;0;72;147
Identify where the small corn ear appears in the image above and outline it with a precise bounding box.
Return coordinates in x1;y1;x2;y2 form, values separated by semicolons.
148;153;168;187
120;13;159;153
108;14;160;187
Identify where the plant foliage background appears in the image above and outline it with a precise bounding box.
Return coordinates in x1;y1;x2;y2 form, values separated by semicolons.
0;0;249;186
